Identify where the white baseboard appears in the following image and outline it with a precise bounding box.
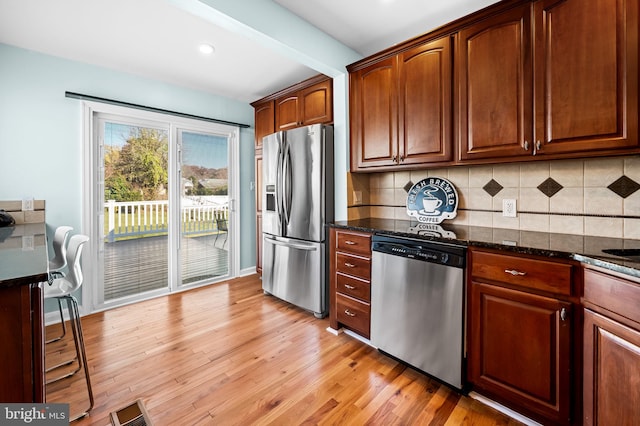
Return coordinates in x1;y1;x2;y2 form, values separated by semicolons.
239;266;257;276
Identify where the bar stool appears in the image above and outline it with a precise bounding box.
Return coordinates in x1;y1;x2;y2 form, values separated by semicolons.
44;234;94;420
47;225;73;344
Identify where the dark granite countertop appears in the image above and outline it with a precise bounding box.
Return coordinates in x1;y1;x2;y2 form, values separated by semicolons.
330;218;640;279
0;223;49;287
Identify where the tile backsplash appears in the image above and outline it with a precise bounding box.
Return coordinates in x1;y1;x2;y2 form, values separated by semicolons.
347;156;640;239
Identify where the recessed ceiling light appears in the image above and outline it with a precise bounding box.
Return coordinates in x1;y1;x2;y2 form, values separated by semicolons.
198;44;215;55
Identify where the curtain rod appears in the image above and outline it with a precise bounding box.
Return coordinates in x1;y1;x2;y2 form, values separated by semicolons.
65;91;250;128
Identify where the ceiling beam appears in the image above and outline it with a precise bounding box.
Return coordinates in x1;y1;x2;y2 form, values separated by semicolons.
169;0;362;77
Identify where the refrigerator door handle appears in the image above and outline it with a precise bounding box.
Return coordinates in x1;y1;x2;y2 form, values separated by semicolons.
275;137;284;233
264;236;318;251
283;140;292;226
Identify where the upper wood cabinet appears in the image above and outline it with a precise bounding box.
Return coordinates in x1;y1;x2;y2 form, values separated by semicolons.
457;0;639;163
533;0;638;156
349;36;453;171
275;77;333;131
253;100;275;149
456;4;533;162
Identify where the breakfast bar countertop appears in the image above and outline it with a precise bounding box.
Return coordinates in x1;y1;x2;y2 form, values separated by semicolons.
330;218;640;279
0;223;49;287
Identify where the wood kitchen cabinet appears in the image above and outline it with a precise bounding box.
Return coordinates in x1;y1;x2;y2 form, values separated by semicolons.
329;228;372;338
275;76;332;131
349;36;453;171
253;100;275;149
251;75;332;273
582;267;640;426
0;283;45;403
467;248;579;425
457;0;639;163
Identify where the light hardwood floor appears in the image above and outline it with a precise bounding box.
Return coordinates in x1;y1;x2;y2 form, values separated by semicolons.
46;274;522;425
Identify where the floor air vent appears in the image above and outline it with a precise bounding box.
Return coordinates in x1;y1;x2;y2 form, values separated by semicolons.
110;399;153;426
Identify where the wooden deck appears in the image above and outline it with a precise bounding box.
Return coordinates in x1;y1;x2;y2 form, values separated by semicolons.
103;233;228;300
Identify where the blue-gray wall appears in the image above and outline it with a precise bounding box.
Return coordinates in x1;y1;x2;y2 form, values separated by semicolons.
0;43;257;270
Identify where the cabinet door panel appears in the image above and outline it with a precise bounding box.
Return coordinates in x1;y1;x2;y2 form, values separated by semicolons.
535;0;638;154
457;4;533;161
254;100;275;147
398;37;452;164
584;309;640;426
300;79;332;125
276;96;300;131
469;281;571;424
350;58;397;169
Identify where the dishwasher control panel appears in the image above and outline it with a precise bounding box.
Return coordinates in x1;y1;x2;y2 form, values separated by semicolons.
372;235;465;268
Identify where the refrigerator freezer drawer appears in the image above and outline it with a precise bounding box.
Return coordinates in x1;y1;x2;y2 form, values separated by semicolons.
262;235;326;317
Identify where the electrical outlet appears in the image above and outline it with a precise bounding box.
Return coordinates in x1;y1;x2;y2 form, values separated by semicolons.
503;199;517;217
22;197;34;211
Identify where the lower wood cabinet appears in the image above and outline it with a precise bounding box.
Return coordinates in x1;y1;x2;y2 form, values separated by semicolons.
583;267;640;426
0;283;45;402
467;248;577;425
329;228;372;338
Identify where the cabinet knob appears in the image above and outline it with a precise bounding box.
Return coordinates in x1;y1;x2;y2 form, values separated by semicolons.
392;155;398;162
560;307;568;321
400;155;405;162
344;262;356;268
344;309;356;317
504;269;527;276
344;284;356;290
345;240;356;245
523;141;530;151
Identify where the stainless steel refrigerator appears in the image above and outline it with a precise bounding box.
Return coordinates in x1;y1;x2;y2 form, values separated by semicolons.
261;124;333;318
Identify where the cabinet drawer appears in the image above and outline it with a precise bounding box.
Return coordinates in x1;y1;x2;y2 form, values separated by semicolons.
336;273;370;302
584;268;640;324
336;231;371;257
471;250;573;296
337;293;370;338
336;252;371;281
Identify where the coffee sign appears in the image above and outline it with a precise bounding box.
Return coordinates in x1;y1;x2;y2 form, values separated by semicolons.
406;177;458;224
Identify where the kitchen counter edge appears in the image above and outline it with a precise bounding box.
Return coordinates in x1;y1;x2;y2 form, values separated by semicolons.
329;219;640;279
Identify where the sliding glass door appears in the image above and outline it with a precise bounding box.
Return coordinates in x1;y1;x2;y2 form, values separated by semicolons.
101;119;170;301
178;130;230;284
90;108;237;310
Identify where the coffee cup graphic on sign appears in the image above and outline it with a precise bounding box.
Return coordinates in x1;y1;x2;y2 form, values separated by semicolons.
421;191;442;213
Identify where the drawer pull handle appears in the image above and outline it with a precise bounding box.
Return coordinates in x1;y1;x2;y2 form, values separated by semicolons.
344;284;356;290
344;262;356;268
345;240;356;245
505;269;526;276
344;309;356;317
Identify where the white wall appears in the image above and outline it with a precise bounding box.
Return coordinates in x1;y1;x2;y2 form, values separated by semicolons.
0;43;258;269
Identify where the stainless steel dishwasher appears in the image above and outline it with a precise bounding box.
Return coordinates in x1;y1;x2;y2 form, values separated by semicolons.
370;234;466;390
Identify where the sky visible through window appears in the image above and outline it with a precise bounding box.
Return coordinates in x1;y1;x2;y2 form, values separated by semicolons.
104;122;228;169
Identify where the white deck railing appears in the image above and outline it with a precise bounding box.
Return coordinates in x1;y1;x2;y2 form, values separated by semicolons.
105;199;228;242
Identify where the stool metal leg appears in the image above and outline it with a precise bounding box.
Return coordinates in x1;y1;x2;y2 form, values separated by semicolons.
66;295;94;422
46;297;81;381
45;298;68;344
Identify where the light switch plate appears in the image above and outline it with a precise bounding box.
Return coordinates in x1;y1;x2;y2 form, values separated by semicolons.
503;199;517;217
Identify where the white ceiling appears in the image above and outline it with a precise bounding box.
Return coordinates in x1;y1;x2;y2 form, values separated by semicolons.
0;0;499;103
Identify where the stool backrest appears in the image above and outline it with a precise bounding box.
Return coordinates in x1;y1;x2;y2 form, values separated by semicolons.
64;234;90;293
50;226;73;271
